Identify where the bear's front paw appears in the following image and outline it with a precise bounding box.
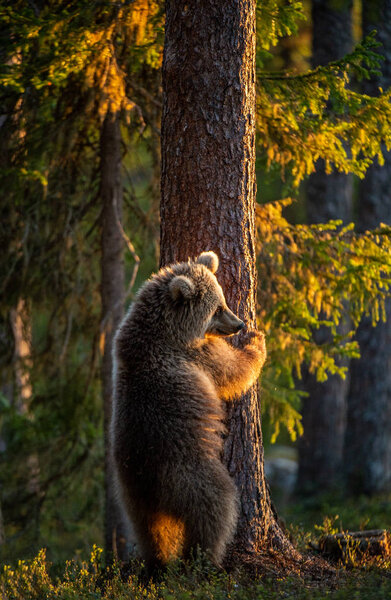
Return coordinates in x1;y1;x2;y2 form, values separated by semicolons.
242;329;266;355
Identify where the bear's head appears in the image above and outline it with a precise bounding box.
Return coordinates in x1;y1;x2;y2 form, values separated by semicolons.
163;251;244;344
128;251;245;346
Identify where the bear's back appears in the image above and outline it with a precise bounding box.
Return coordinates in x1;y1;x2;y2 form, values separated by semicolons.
112;350;225;486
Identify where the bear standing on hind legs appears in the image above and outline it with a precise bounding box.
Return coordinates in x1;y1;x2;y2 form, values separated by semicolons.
111;251;266;571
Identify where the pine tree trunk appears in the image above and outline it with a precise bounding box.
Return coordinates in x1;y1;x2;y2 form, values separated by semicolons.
160;0;293;556
344;0;391;494
100;110;130;561
297;0;353;494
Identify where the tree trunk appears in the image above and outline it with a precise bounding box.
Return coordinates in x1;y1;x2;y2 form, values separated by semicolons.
10;298;41;502
344;0;391;494
10;298;33;417
160;0;293;556
100;110;130;561
297;0;353;494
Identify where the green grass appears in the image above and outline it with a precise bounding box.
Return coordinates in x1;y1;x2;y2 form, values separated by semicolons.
284;491;391;539
2;494;391;599
1;547;391;600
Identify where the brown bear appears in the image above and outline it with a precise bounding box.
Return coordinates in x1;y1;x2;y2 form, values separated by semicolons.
111;251;266;571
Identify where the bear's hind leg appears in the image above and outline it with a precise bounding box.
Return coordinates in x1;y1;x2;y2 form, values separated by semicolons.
132;507;185;572
181;466;238;566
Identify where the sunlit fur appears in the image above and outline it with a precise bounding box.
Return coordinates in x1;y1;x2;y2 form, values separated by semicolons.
111;251;266;571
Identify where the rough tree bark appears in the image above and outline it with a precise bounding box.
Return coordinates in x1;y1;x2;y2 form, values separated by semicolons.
160;0;294;557
344;0;391;494
100;110;130;561
297;0;353;494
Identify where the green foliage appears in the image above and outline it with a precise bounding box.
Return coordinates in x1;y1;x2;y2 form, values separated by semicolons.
257;0;306;51
0;1;163;94
0;0;163;200
257;32;391;186
257;199;391;441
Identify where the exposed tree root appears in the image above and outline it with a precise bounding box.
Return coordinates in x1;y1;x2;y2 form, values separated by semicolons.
224;547;338;586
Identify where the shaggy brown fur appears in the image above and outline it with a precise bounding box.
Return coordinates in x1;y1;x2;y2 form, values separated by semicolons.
111;251;266;571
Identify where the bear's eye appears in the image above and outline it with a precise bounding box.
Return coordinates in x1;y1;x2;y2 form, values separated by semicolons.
214;306;223;316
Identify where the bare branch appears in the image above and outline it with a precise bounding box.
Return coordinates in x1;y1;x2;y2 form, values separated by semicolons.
127;80;163;109
112;197;140;299
59;310;73;364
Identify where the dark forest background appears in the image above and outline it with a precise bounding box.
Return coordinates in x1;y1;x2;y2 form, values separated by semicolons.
1;2;391;593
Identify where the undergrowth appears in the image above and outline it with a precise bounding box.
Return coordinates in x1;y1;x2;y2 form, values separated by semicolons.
2;494;391;599
1;545;391;600
285;490;391;538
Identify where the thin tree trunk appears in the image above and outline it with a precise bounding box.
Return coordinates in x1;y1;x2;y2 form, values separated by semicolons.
160;0;293;556
344;0;391;494
297;0;353;494
2;299;37;546
10;299;41;499
100;110;130;561
10;299;32;417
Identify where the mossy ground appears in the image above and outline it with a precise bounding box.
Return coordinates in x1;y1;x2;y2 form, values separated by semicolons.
2;494;391;599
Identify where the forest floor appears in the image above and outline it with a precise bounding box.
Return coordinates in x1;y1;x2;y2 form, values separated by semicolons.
1;547;391;599
1;492;391;599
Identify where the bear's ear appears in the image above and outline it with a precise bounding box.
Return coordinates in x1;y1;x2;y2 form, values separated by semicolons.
169;275;195;301
196;251;219;274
